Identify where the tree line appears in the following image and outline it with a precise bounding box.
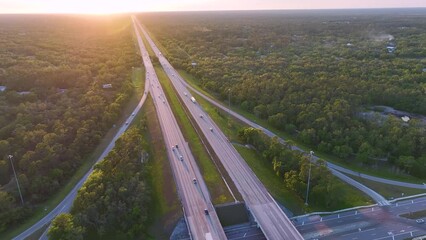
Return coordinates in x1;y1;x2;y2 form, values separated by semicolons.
49;126;152;239
239;127;349;209
0;15;139;232
140;11;425;178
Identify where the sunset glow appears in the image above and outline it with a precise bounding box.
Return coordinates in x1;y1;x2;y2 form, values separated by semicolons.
0;0;425;14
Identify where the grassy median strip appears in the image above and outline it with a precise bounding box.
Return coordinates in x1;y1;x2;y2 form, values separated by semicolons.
400;210;426;220
1;67;145;239
347;174;426;199
141;96;181;239
153;65;233;204
177;70;423;184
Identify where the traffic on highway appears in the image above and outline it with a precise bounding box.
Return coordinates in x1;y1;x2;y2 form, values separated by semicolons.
137;17;304;240
133;16;227;240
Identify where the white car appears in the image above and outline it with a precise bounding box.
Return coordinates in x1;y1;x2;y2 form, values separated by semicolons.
416;219;425;224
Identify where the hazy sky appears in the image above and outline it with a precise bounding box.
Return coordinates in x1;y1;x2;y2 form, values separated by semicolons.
0;0;425;14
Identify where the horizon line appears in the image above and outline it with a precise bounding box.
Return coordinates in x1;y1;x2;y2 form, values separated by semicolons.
1;6;426;15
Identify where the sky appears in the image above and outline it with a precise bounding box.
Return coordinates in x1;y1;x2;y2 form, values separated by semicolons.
0;0;425;14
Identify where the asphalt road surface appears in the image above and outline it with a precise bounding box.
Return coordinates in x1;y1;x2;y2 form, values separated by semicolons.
295;196;426;240
148;55;395;206
168;67;426;192
137;18;304;240
133;16;227;240
13;24;151;240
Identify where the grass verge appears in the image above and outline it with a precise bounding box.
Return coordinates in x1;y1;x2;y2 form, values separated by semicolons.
347;174;426;199
143;96;182;239
400;210;426;220
0;67;145;240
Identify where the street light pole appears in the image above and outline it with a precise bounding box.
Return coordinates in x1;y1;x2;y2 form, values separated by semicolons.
305;150;314;206
8;155;24;205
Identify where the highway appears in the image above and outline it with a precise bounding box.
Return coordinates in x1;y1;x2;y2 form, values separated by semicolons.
295;196;426;240
139;52;399;206
166;72;392;205
136;18;304;240
132;16;227;240
13;24;151;240
164;67;426;192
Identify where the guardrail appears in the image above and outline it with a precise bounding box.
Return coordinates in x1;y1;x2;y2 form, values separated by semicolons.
291;193;426;220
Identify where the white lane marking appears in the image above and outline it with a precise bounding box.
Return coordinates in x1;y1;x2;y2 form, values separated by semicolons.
371;230;418;240
342;228;376;237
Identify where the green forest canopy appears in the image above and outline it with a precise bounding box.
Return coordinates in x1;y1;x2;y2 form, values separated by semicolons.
139;10;425;178
0;15;138;232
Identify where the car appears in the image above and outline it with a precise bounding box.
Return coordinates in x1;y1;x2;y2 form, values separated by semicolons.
210;128;213;132
193;178;197;184
416;219;425;224
204;209;209;215
125;121;129;125
179;155;183;161
131;113;135;116
175;144;179;149
200;114;203;118
184;92;187;96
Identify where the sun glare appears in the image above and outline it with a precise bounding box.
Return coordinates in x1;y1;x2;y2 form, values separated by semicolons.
41;0;147;14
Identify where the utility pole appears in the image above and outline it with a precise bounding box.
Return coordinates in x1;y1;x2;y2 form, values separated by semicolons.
305;150;314;206
8;155;24;205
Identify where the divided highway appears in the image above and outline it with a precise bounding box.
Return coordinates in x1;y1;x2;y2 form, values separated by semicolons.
132;16;227;240
165;65;425;192
143;50;393;206
136;18;304;240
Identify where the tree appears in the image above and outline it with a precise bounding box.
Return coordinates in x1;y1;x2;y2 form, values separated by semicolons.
396;156;415;174
0;160;9;184
48;213;84;240
356;142;374;164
